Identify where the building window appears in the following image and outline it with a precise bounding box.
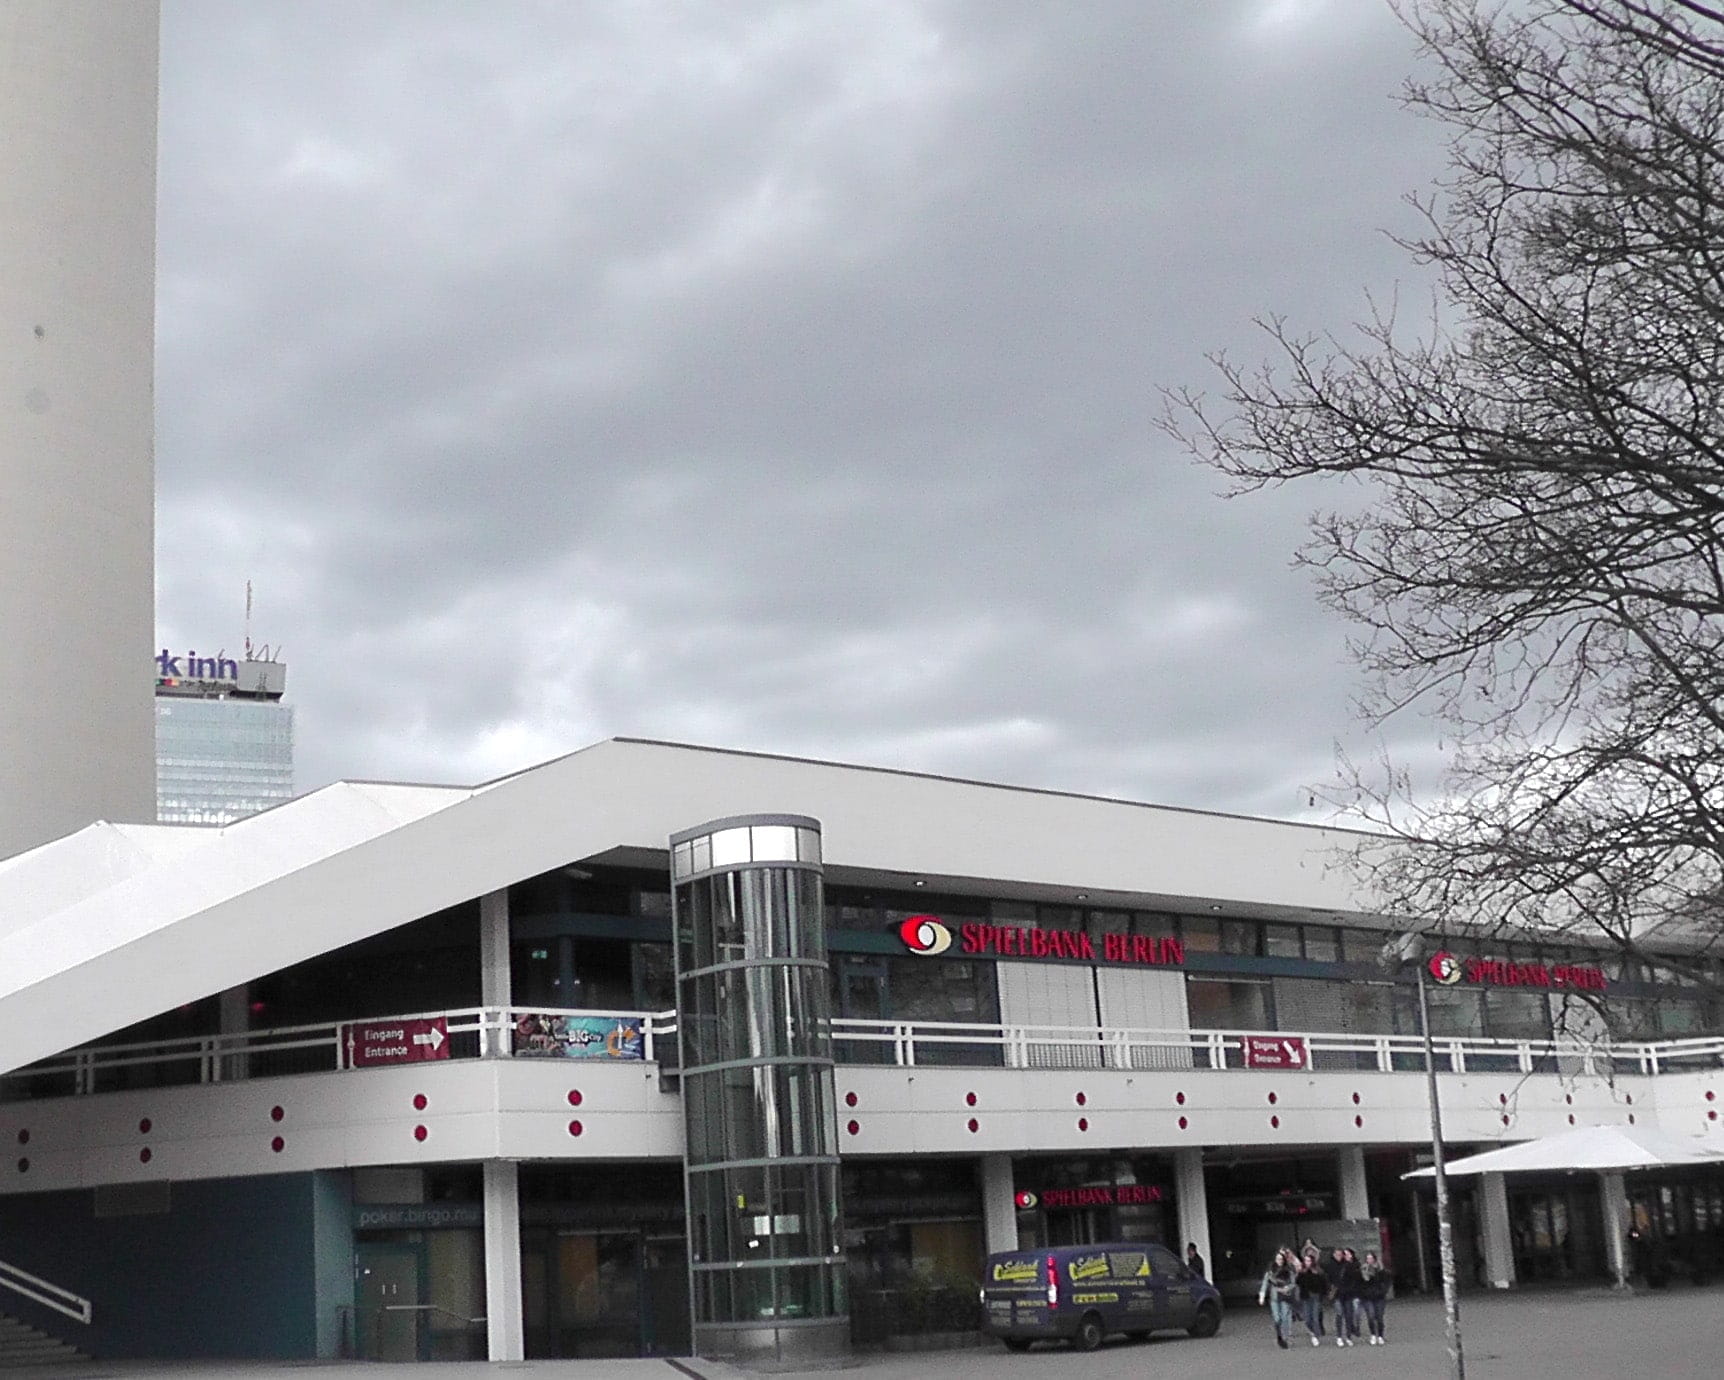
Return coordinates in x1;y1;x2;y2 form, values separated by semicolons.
1186;977;1274;1031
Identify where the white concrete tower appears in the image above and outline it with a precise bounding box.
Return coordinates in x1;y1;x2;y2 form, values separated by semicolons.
0;2;160;858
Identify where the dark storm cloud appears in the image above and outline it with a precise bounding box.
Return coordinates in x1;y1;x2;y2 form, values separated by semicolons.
154;0;1444;816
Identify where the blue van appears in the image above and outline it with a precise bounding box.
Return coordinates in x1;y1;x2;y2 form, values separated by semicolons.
980;1241;1223;1352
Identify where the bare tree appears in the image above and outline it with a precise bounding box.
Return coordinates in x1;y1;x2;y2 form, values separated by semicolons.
1164;0;1724;995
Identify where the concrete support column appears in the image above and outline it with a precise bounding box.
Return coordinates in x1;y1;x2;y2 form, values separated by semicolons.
479;889;511;1055
1478;1172;1515;1289
981;1153;1018;1255
1600;1170;1631;1289
1175;1148;1210;1277
218;984;249;1081
1338;1145;1370;1221
483;1159;525;1361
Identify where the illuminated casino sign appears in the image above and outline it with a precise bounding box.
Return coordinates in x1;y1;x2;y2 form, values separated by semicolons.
898;915;1184;968
1015;1184;1166;1210
1428;949;1608;992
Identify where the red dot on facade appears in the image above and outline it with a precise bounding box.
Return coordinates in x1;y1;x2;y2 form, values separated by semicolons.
1629;1114;1637;1124
1176;1092;1186;1106
965;1092;977;1107
1502;1114;1511;1125
270;1105;285;1122
1178;1116;1189;1130
139;1148;152;1164
139;1118;152;1134
1569;1114;1576;1125
271;1136;285;1153
413;1094;428;1111
15;1158;27;1173
413;1125;428;1142
1351;1093;1361;1105
1075;1092;1087;1107
1267;1092;1278;1105
567;1120;583;1137
967;1118;979;1133
1626;1094;1634;1106
1499;1094;1508;1106
1707;1091;1716;1102
16;1130;27;1146
1354;1116;1363;1128
1270;1116;1280;1129
846;1120;860;1136
844;1092;857;1108
1566;1094;1574;1105
1709;1111;1717;1121
567;1090;584;1107
1077;1118;1089;1132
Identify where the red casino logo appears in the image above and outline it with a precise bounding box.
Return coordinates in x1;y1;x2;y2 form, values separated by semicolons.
1015;1191;1038;1209
898;914;953;956
1428;951;1464;986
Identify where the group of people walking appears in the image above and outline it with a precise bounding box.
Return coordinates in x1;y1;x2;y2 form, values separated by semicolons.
1257;1243;1389;1349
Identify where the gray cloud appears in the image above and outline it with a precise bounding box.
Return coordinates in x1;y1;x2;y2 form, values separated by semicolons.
155;0;1445;818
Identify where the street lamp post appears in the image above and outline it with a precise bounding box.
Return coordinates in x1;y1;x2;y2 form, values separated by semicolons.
1384;933;1465;1380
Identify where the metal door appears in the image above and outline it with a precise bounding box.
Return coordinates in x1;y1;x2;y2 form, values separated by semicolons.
357;1243;422;1361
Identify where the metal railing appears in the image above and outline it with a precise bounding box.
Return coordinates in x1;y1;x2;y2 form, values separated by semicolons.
0;1257;92;1324
4;1008;1721;1101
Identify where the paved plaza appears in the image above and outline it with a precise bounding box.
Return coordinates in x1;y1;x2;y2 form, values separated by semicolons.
10;1288;1724;1380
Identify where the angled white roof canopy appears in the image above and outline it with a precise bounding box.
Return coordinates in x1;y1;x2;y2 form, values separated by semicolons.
1404;1125;1724;1178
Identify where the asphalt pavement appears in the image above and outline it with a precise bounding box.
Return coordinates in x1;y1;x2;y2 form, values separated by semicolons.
10;1287;1723;1380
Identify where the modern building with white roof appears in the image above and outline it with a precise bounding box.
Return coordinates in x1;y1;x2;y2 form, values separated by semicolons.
0;738;1720;1365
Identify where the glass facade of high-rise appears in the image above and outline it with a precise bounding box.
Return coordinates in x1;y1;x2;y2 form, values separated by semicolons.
155;695;295;825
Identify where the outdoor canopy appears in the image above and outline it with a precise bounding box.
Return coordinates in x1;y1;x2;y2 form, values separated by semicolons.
1402;1124;1724;1179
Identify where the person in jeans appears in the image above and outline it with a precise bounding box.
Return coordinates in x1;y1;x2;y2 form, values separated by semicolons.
1333;1248;1365;1346
1295;1249;1329;1346
1257;1248;1299;1349
1358;1251;1390;1344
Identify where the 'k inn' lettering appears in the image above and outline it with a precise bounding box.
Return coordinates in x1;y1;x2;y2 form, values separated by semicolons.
156;649;239;681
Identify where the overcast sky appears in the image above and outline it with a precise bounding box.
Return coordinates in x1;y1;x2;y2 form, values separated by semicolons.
153;0;1447;819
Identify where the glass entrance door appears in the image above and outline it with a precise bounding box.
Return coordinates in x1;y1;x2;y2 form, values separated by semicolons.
524;1228;684;1358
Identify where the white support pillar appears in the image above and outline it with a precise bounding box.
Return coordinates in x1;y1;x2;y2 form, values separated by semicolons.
218;984;250;1081
1600;1170;1631;1290
1479;1172;1515;1288
981;1154;1018;1255
480;889;511;1055
1175;1148;1211;1279
1338;1145;1370;1221
483;1159;525;1361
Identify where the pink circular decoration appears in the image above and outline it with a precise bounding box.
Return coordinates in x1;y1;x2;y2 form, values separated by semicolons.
271;1136;285;1153
1707;1090;1716;1102
1175;1092;1187;1106
567;1089;584;1107
844;1091;858;1108
1629;1113;1637;1124
1267;1091;1278;1105
1077;1117;1089;1132
1178;1116;1189;1130
412;1094;428;1111
139;1118;152;1134
1568;1114;1576;1125
1499;1094;1508;1106
139;1148;152;1164
270;1105;285;1123
1351;1092;1361;1106
567;1120;584;1137
1501;1114;1511;1125
965;1092;978;1107
15;1129;27;1146
413;1125;428;1142
1269;1115;1280;1129
1354;1115;1364;1128
967;1118;979;1133
1709;1110;1718;1122
1626;1093;1635;1105
846;1120;860;1136
1075;1092;1087;1107
15;1158;27;1174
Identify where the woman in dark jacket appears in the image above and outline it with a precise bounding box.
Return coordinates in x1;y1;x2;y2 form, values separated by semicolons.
1294;1250;1329;1346
1333;1248;1365;1346
1358;1250;1390;1345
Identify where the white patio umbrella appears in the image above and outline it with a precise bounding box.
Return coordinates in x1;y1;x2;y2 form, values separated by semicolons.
1403;1125;1724;1288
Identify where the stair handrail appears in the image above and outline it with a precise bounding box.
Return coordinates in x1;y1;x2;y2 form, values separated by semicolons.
0;1257;91;1324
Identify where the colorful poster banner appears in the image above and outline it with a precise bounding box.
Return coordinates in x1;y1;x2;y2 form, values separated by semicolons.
513;1014;645;1061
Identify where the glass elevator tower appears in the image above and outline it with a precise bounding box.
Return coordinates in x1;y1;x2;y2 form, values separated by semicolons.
670;814;848;1365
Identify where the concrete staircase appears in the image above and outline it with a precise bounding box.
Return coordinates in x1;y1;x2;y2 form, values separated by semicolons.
0;1315;87;1369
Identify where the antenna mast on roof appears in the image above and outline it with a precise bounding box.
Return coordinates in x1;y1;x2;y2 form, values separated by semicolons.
244;581;253;661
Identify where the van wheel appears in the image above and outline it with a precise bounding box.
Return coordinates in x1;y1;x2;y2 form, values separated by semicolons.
1002;1339;1032;1352
1074;1313;1105;1352
1188;1302;1221;1339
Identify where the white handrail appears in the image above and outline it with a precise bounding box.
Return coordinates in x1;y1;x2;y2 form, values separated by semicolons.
0;1257;91;1325
3;1006;1720;1095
